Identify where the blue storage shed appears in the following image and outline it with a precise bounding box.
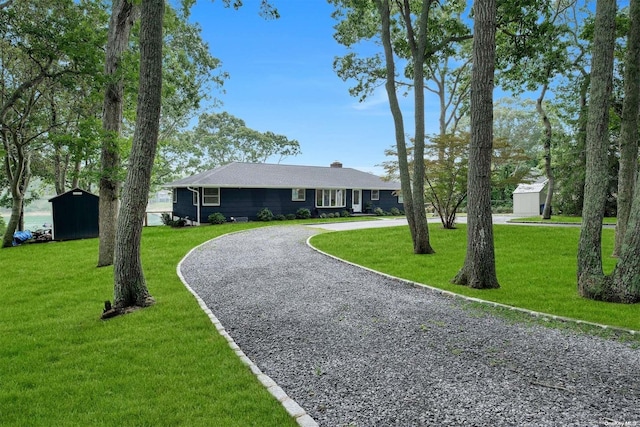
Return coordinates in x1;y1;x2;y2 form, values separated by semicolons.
48;188;99;241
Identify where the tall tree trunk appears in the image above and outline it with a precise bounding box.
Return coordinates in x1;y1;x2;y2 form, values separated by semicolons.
112;0;163;309
375;0;434;254
577;0;616;297
53;145;69;195
609;169;640;302
1;138;31;248
405;0;434;254
98;0;138;267
376;0;419;253
537;83;555;220
613;0;640;257
71;158;81;189
451;0;499;289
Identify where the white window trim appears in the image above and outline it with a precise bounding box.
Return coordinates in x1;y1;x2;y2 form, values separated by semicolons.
315;189;346;208
371;189;380;200
202;187;220;206
292;188;306;201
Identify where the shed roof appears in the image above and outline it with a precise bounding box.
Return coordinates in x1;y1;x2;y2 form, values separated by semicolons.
164;162;400;190
48;187;98;202
513;179;548;195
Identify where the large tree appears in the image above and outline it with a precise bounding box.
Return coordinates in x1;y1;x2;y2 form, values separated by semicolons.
105;0;278;313
378;0;433;254
332;0;471;254
111;0;164;310
578;0;640;303
185;111;301;172
613;0;640;256
98;2;226;266
451;0;499;288
98;0;139;268
577;0;616;286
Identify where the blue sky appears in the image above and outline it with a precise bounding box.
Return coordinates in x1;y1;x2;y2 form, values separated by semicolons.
189;0;432;174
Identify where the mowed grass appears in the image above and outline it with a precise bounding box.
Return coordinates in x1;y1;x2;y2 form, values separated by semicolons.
310;224;640;331
0;223;298;427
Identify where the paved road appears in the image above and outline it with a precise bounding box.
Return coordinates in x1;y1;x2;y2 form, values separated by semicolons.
180;225;639;427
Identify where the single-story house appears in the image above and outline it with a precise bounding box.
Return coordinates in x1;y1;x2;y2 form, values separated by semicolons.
513;178;548;216
164;162;403;223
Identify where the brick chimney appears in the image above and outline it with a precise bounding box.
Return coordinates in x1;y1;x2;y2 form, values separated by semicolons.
330;161;343;168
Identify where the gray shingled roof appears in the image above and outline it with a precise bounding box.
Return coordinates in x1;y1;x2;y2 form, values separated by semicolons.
164;162;400;190
513;178;548;194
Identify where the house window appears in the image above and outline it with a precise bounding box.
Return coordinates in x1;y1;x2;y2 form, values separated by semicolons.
292;188;305;201
172;189;177;204
371;189;380;200
398;193;403;204
315;189;345;208
203;187;220;206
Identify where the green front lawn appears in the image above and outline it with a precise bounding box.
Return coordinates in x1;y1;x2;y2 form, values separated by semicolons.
310;224;640;332
0;223;298;427
3;217;637;426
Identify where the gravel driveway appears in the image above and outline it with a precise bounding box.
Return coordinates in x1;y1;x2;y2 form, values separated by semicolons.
179;225;640;427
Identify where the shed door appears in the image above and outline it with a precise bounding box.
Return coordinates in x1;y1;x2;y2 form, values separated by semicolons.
352;189;362;213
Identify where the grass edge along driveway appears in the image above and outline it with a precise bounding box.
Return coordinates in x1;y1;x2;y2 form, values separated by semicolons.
0;223;298;427
310;223;640;333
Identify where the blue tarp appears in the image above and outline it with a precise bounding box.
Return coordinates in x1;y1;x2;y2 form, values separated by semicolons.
13;230;32;246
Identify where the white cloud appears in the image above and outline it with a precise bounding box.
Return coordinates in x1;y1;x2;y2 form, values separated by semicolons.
350;87;389;111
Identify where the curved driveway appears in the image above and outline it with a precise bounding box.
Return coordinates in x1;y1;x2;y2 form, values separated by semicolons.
180;224;639;427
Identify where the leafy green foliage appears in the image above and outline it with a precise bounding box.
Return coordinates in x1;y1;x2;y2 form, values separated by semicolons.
183;112;301;174
256;207;274;222
161;213;186;227
495;0;572;91
295;208;311;219
331;0;471;103
207;212;226;224
424;134;468;228
0;0;108;246
383;132;530;228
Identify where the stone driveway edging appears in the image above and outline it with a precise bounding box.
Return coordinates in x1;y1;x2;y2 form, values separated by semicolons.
305;236;639;337
176;232;319;427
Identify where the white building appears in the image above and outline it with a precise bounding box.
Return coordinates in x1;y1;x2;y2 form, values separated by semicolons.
512;179;548;216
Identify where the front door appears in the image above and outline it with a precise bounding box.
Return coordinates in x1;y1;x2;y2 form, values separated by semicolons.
352;189;362;213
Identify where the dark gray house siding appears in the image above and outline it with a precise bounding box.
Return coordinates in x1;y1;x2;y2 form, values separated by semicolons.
172;187;403;221
364;189;402;213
